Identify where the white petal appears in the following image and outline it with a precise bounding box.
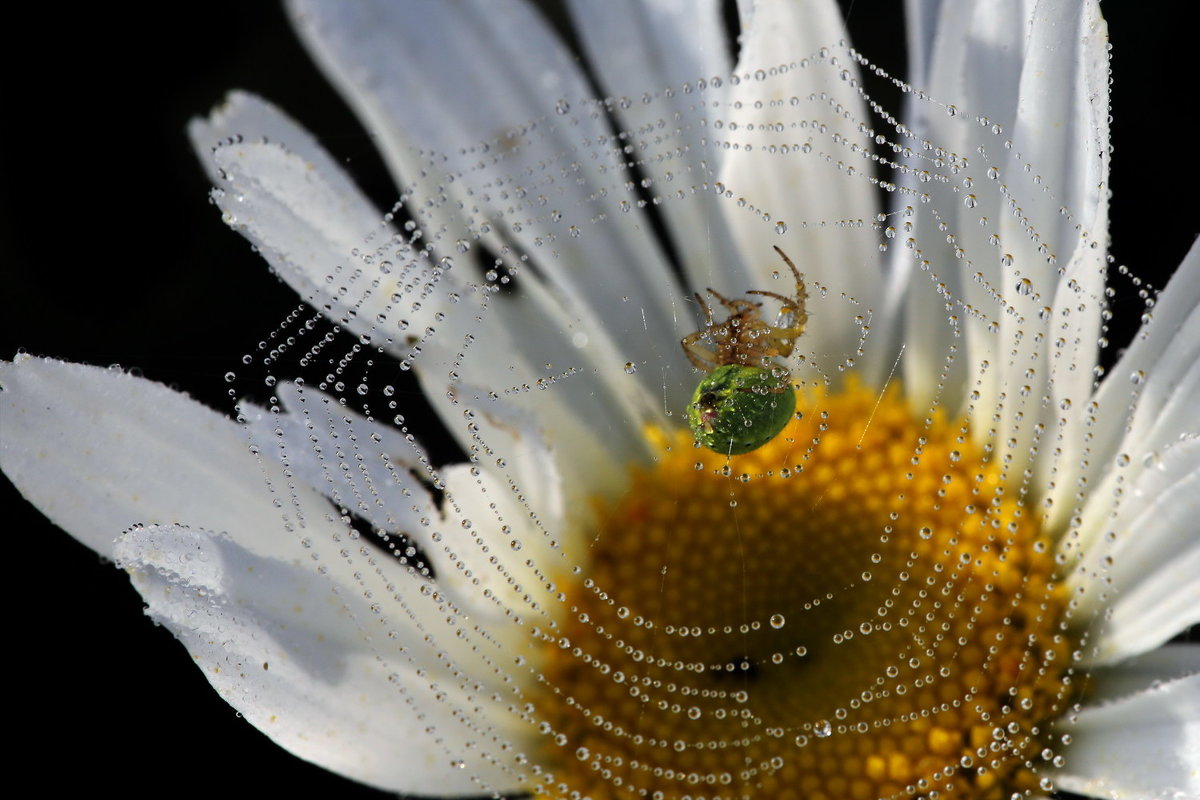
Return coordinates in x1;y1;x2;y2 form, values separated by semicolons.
195;59;678;482
198;125;452;352
568;0;729;112
0;356;531;699
190;93;656;482
0;355;324;560
1054;240;1200;534
189;91;366;210
245;380;580;622
242;382;439;537
1071;437;1200;665
719;0;884;379
1055;668;1200;800
998;0;1110;474
439;280;661;483
895;0;1034;410
901;0;947;90
429;463;570;621
190;92;396;332
287;0;693;412
566;0;749;291
901;0;1110;464
116;524;529;795
1085;644;1200;704
191;92;530;409
191;91;518;394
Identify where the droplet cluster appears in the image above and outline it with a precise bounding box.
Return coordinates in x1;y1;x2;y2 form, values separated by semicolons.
201;15;1168;799
536;381;1075;799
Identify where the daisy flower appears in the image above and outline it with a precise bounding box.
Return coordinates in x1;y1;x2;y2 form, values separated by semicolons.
3;1;1197;798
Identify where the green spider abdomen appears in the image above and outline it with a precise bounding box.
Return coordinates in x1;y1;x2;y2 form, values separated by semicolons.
687;364;796;455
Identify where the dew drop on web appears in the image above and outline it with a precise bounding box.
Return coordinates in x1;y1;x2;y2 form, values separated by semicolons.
193;12;1184;795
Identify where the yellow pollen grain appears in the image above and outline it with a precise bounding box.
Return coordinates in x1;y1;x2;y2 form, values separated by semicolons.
534;380;1074;800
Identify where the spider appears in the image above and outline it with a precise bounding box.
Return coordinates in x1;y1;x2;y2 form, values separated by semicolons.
681;246;808;455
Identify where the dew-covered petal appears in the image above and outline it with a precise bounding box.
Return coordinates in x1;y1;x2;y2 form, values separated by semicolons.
901;0;947;91
191;36;673;458
1011;0;1111;511
190;91;443;351
115;523;529;795
242;380;580;622
1085;644;1200;704
241;381;438;538
0;356;531;679
0;355;334;560
427;463;568;622
1071;436;1200;665
190;93;519;405
718;0;884;378
190;93;654;483
898;0;1109;460
895;0;1032;411
1054;667;1199;799
192;113;449;354
434;276;658;493
190;91;367;210
1052;240;1200;538
565;0;748;291
567;0;729;118
286;0;693;412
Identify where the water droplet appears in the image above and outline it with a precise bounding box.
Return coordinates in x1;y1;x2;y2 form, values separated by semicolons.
774;221;788;235
813;719;832;738
624;362;637;374
769;613;786;629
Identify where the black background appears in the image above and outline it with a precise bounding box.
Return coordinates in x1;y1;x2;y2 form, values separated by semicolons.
2;3;1193;796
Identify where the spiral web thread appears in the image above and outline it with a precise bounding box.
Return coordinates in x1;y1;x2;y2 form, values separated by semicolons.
208;24;1177;799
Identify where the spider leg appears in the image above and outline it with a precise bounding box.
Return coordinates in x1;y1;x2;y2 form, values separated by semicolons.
746;289;795;305
694;291;716;328
707;288;763;317
773;245;805;292
681;336;718;371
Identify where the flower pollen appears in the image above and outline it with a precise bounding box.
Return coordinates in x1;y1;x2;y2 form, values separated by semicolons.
535;381;1075;800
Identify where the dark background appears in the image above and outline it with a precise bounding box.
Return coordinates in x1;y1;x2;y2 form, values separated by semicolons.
2;3;1193;796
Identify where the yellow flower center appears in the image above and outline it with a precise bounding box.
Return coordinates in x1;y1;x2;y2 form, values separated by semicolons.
533;381;1075;800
